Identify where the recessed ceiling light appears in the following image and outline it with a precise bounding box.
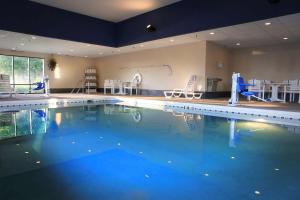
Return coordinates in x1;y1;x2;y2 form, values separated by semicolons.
146;24;156;32
98;52;103;55
283;37;288;40
86;44;91;47
236;43;241;46
20;43;25;46
265;22;272;26
170;39;175;42
69;49;74;52
210;32;215;35
31;36;37;40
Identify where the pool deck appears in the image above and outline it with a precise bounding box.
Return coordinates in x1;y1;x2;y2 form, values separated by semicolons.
0;93;300;112
1;93;300;126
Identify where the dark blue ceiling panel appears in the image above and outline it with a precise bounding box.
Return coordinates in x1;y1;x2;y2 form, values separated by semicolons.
0;0;116;47
0;0;300;48
116;0;300;46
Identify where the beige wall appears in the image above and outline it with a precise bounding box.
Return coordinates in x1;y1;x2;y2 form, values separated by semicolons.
95;41;207;91
205;42;231;91
48;55;95;88
3;41;300;93
0;49;95;89
231;42;300;82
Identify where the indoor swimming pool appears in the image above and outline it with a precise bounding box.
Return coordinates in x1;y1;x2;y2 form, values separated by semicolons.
0;104;300;200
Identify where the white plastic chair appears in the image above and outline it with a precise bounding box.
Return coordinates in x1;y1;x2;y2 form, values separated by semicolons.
247;79;265;100
104;80;115;94
263;80;272;99
164;75;203;99
283;80;300;102
123;77;139;96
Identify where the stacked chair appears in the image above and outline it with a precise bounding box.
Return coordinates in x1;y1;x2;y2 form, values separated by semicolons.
0;74;15;98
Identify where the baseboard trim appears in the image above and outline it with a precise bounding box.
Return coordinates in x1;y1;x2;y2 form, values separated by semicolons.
50;88;76;93
97;88;230;99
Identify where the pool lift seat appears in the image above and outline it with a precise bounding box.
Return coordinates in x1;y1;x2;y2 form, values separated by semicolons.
33;82;45;91
229;73;267;106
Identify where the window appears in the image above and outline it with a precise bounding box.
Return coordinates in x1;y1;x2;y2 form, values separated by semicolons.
0;54;44;93
0;55;13;83
14;56;30;93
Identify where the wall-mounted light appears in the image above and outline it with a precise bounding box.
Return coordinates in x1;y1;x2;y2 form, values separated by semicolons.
146;24;156;32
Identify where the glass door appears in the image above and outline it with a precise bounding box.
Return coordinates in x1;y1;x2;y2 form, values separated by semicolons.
0;55;13;83
13;56;29;93
29;58;44;93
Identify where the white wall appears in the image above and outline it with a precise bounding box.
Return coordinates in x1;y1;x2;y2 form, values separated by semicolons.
231;42;300;82
48;55;95;89
2;41;300;93
205;42;231;91
95;41;207;91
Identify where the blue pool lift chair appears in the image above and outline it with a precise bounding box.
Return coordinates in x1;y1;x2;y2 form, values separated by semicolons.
229;73;267;106
32;82;45;91
237;77;267;102
30;81;49;96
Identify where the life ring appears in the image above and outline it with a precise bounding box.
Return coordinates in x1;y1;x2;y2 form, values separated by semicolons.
133;73;142;85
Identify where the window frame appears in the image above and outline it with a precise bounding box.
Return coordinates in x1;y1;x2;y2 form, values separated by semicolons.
0;54;44;93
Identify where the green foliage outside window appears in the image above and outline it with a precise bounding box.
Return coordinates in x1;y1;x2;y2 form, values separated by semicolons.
0;54;44;93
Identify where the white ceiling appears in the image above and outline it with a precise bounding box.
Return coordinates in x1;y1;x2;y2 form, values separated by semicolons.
29;0;181;22
0;13;299;58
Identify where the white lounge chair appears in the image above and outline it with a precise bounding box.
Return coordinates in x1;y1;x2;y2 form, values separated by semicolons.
164;75;203;99
0;74;15;98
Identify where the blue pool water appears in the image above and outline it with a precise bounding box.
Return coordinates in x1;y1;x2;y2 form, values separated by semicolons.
0;104;300;200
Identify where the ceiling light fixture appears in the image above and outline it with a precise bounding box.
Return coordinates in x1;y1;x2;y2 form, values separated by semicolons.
31;36;37;40
98;52;103;55
264;22;272;26
210;32;215;35
283;37;288;40
268;0;280;4
69;49;74;52
84;56;88;58
236;43;241;46
170;39;175;42
12;47;16;51
140;44;144;47
20;43;25;46
86;44;91;47
146;24;156;32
